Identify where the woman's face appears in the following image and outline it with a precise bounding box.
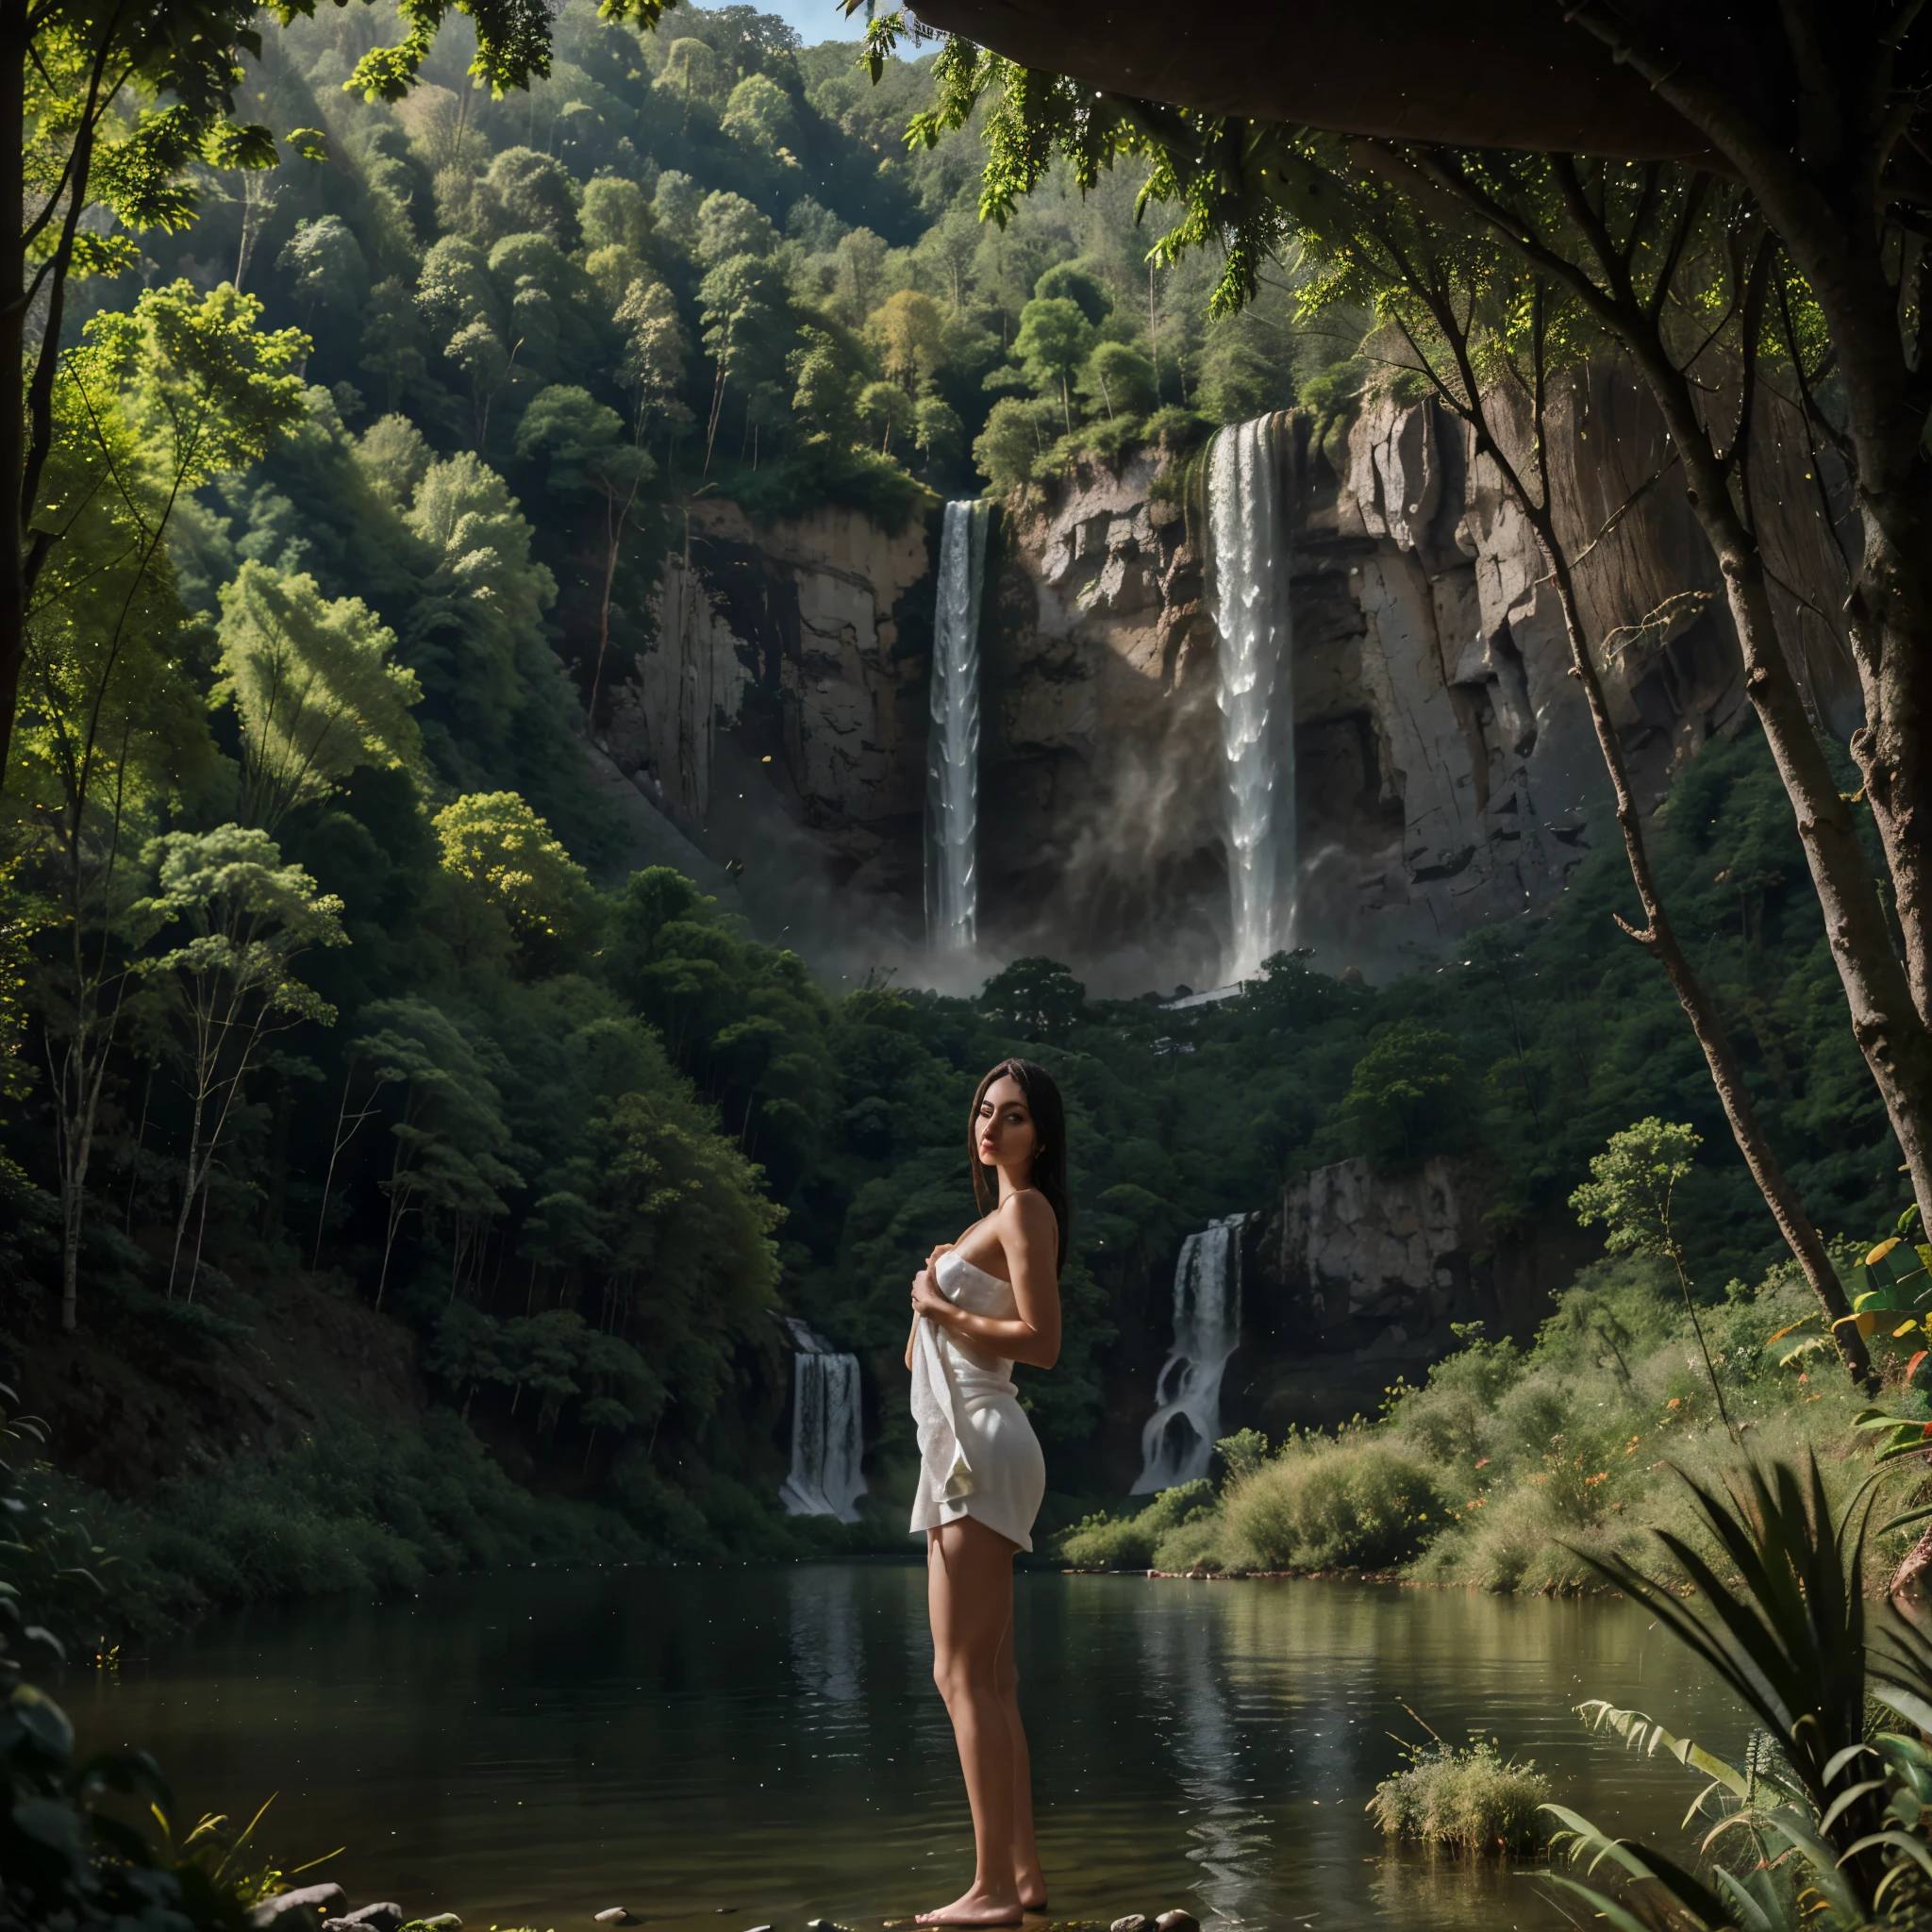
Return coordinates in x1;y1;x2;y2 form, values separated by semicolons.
975;1074;1041;1179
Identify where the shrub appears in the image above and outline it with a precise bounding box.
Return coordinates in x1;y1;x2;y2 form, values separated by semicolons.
1149;1507;1253;1574
112;1408;651;1627
1144;404;1210;455
1223;1435;1441;1569
1370;1739;1551;1854
1216;1428;1271;1481
1057;1478;1215;1569
1072;413;1144;463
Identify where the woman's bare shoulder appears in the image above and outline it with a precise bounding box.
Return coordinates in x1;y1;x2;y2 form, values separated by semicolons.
998;1189;1058;1246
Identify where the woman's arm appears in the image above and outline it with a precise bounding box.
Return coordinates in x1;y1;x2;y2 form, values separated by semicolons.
906;1244;955;1369
910;1193;1061;1369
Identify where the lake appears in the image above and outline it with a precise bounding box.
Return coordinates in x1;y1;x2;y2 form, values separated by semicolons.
70;1563;1743;1932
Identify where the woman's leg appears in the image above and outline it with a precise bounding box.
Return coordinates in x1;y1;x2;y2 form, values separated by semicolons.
995;1613;1045;1908
920;1517;1024;1925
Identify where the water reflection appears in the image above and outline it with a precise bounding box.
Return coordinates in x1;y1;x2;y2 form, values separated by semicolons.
75;1567;1743;1932
790;1564;865;1706
1134;1593;1268;1924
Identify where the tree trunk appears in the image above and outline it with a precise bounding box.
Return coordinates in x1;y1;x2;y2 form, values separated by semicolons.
1840;444;1932;1032
165;1082;211;1299
587;485;625;732
1772;208;1932;1028
1542;547;1873;1385
0;0;28;789
704;361;726;476
53;1035;112;1335
1704;513;1932;1239
1890;1510;1932;1597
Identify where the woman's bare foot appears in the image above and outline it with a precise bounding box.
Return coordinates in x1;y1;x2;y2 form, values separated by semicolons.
1014;1870;1047;1912
914;1885;1025;1925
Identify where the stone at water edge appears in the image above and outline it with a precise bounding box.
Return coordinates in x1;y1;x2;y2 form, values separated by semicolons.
1153;1913;1199;1932
331;1907;405;1932
593;1912;636;1924
1110;1918;1150;1932
248;1884;350;1931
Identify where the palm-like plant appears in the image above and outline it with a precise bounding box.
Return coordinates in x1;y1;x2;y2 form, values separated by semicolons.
1545;1455;1932;1928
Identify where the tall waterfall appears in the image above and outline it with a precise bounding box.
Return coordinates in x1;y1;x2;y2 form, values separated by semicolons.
1132;1215;1249;1493
925;499;990;952
778;1318;866;1522
1206;416;1295;982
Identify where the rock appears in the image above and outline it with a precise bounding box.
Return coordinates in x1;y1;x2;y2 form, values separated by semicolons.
409;1918;460;1931
1155;1914;1200;1932
1280;1154;1487;1357
593;1914;636;1926
1111;1918;1151;1932
249;1887;348;1932
330;1908;403;1932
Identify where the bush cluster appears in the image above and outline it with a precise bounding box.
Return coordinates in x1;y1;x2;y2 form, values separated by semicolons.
1369;1740;1553;1855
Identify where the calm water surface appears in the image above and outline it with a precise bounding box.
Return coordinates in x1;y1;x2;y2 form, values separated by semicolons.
73;1564;1743;1932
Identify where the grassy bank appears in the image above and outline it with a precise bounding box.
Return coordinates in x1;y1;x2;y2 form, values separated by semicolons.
19;1404;903;1641
5;1265;904;1640
1059;1249;1917;1591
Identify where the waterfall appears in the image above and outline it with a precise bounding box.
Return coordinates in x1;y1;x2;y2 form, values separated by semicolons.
925;499;989;952
1132;1215;1249;1493
1206;416;1295;982
778;1318;866;1522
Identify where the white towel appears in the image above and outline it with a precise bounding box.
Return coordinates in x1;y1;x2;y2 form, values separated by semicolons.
911;1307;976;1504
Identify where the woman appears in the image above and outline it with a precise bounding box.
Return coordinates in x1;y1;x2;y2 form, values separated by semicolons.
905;1057;1065;1927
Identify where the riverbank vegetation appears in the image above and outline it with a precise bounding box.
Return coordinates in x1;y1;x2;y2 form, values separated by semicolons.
1356;1450;1932;1922
1058;1240;1915;1590
1544;1457;1932;1929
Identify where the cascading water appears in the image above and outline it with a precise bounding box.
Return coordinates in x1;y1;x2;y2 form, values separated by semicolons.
778;1317;867;1522
1206;416;1295;982
925;499;989;952
1132;1215;1249;1493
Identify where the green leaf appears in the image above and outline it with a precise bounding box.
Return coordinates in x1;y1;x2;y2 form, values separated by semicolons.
68;234;139;279
3;1685;73;1763
1541;1875;1674;1932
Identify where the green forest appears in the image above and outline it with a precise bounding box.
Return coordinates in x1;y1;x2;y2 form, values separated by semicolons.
6;5;1932;1930
0;0;1915;1639
0;0;1327;1609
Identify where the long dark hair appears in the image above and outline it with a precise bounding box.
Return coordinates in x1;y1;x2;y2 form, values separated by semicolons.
968;1058;1068;1276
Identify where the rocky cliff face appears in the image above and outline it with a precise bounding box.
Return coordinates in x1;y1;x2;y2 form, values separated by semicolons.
605;364;1850;991
598;497;938;960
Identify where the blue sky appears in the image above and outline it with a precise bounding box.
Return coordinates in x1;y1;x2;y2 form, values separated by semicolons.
686;0;872;49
